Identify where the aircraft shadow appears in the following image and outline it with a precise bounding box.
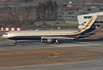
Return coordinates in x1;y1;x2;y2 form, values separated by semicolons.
1;37;103;47
13;37;103;45
77;37;103;42
61;37;103;44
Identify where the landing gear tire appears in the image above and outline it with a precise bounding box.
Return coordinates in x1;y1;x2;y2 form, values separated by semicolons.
54;40;60;44
15;40;18;45
15;42;17;45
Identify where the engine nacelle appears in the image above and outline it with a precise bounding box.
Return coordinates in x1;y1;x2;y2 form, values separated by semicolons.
41;38;53;43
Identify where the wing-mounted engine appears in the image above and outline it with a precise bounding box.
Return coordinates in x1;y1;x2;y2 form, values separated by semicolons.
41;36;75;44
41;37;54;43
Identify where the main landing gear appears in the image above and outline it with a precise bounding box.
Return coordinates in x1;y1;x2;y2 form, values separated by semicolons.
54;39;61;44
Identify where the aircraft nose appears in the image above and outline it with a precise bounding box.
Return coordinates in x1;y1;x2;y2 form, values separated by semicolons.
2;34;5;38
2;34;8;38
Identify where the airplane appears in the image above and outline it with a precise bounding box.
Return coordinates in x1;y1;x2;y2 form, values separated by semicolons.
2;15;100;44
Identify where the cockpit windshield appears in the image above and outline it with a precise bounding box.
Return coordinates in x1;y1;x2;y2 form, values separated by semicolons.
4;33;8;35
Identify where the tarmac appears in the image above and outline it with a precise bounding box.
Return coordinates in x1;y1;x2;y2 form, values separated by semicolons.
0;31;103;70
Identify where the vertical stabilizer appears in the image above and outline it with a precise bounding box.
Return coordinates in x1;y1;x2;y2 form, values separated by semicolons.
78;15;98;30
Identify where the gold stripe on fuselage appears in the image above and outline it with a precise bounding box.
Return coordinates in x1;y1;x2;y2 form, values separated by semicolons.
81;16;94;30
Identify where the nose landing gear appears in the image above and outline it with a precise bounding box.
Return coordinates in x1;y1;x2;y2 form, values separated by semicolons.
15;40;18;45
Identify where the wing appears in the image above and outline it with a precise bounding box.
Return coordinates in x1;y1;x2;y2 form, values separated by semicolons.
42;36;75;40
41;36;76;44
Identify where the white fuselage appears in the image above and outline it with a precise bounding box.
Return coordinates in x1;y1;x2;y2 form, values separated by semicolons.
2;30;78;39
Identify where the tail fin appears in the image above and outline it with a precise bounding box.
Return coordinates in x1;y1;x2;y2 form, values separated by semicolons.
75;15;100;39
79;15;98;30
79;15;100;35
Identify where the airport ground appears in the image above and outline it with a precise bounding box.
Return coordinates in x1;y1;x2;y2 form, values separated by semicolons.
0;28;103;70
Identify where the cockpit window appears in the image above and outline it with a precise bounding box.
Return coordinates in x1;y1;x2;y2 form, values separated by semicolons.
4;33;8;35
